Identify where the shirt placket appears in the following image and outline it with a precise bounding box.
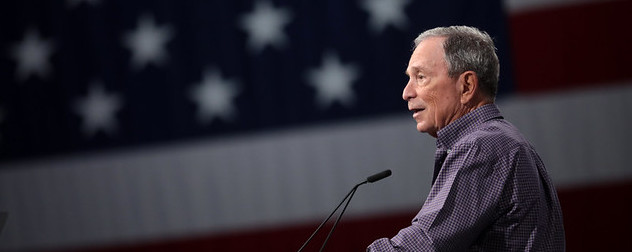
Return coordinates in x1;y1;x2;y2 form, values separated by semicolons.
432;147;448;185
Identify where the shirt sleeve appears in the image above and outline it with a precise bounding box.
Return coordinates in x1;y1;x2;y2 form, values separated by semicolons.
367;141;512;251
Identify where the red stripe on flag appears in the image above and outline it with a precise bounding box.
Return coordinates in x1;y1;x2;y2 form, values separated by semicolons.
509;0;632;93
558;180;632;252
59;181;632;252
60;210;414;252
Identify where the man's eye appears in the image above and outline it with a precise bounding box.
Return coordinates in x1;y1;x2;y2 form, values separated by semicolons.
417;75;424;79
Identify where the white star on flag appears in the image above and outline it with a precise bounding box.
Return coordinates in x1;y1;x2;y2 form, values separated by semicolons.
189;68;241;124
360;0;411;33
306;52;360;109
122;14;174;70
9;29;55;82
74;82;123;138
239;1;293;53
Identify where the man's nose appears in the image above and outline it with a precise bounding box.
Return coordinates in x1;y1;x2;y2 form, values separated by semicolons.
402;81;415;101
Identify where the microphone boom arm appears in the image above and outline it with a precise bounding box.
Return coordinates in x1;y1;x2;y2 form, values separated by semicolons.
297;169;391;252
297;181;366;252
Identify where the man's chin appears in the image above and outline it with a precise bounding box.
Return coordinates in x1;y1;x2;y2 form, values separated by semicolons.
416;124;437;138
416;124;427;133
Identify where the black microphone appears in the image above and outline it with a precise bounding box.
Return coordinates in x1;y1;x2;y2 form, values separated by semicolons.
297;169;392;252
367;169;392;183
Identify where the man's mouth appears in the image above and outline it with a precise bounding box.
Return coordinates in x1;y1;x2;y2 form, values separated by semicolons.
410;108;424;117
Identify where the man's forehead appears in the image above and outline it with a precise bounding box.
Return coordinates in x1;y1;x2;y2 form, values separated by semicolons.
406;38;446;73
406;54;441;74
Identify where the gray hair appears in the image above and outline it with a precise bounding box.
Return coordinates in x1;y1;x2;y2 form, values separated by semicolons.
414;26;500;100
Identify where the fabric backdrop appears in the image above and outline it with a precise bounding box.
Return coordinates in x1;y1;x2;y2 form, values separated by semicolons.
0;0;630;251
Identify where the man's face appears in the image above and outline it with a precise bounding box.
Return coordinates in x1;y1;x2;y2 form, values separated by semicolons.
404;37;462;137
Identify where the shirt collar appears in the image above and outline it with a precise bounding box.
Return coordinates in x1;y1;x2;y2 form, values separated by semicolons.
436;103;503;149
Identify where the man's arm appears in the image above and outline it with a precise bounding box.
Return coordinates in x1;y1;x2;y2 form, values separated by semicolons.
367;142;512;251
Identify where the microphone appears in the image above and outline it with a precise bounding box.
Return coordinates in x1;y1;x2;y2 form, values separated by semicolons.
297;169;392;252
367;169;392;183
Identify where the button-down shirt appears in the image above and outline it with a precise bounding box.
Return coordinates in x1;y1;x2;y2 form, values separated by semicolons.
368;104;565;251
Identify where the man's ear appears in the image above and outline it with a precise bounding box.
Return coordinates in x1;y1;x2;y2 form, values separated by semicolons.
458;71;478;104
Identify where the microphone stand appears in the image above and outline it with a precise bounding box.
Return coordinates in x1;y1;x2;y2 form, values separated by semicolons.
297;181;366;252
318;182;362;252
297;169;391;252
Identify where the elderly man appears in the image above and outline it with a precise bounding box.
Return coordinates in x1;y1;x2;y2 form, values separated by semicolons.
367;26;565;251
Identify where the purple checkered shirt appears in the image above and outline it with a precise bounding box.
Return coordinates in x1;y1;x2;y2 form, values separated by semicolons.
367;104;565;251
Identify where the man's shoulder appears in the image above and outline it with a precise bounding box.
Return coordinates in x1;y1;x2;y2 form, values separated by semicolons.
458;118;531;153
453;119;540;176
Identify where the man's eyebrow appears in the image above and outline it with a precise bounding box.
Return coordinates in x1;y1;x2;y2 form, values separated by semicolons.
405;66;424;76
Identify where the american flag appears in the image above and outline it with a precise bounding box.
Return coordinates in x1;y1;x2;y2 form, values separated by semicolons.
0;0;513;160
0;0;630;251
